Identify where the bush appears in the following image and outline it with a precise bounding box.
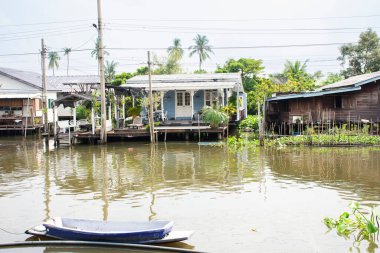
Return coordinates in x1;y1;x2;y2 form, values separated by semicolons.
239;115;259;131
76;105;90;120
127;107;141;118
202;106;228;128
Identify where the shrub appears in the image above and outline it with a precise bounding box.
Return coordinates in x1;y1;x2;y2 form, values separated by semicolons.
239;115;259;131
202;106;228;129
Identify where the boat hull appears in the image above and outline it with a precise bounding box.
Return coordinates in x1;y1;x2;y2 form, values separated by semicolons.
41;218;174;243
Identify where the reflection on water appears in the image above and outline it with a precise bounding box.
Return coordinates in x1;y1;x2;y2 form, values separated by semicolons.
0;137;380;252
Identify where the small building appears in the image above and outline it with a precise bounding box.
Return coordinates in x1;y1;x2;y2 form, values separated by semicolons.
0;67;99;132
266;71;380;133
122;73;247;122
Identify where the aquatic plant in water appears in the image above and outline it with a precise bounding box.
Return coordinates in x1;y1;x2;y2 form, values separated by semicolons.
324;202;379;245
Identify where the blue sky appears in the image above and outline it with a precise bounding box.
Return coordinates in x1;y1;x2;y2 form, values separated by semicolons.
1;0;380;78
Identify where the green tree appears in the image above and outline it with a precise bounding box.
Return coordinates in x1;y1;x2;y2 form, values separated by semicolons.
338;28;380;78
63;47;71;76
48;51;60;76
111;72;134;86
91;37;110;60
153;54;181;74
167;38;184;62
322;72;344;85
135;66;149;75
216;58;265;92
282;60;316;91
105;60;118;83
189;34;213;71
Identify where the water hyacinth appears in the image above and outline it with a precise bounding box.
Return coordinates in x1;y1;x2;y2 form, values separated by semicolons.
324;202;379;245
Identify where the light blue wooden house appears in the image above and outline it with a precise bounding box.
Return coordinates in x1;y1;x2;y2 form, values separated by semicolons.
123;73;247;122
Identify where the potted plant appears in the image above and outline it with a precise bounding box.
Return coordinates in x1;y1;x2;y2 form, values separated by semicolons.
202;106;228;129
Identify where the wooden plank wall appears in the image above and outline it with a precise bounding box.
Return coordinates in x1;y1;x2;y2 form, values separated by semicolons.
267;81;380;124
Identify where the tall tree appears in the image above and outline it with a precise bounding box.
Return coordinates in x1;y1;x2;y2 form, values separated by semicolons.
338;28;380;78
282;60;316;91
283;60;309;77
105;60;118;83
167;38;184;62
322;72;344;85
48;51;60;76
189;34;213;71
91;37;109;60
216;58;265;92
63;47;72;76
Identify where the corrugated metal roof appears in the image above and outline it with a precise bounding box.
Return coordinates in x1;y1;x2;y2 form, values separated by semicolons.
0;67;43;89
0;67;99;92
320;71;380;90
267;71;380;102
123;73;242;90
46;75;100;92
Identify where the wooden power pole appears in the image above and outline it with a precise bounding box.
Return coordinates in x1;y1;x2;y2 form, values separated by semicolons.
97;0;107;143
41;39;49;135
147;51;155;143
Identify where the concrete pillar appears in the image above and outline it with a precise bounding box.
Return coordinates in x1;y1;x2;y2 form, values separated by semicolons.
191;90;194;118
91;107;95;135
161;91;165;121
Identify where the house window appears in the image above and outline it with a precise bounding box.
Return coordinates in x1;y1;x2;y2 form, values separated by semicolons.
177;92;183;106
184;92;190;106
335;96;343;108
205;90;218;107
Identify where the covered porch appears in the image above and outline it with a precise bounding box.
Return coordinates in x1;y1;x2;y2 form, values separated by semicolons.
122;73;247;123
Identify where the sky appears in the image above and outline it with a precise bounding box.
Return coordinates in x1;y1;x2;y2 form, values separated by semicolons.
1;0;380;79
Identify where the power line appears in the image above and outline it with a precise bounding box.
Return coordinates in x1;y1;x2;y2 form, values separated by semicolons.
102;14;380;22
0;42;354;57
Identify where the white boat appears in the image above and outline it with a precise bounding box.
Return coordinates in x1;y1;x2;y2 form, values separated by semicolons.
25;217;193;244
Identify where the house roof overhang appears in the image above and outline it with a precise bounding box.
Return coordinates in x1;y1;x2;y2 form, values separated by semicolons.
122;73;243;92
266;86;362;102
54;93;100;108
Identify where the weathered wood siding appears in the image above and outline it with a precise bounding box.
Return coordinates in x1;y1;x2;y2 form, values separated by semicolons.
267;80;380;123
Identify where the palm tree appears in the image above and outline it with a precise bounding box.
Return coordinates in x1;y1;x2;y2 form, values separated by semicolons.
283;60;309;78
91;37;109;60
63;47;71;76
167;38;184;62
48;52;60;76
188;34;213;71
105;60;118;83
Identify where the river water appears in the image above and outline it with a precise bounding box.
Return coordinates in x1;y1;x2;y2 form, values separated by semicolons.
0;136;379;253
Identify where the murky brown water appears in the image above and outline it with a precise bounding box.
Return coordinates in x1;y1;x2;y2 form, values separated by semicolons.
0;136;380;253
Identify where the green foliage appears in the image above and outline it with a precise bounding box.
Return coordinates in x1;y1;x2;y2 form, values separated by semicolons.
167;38;184;62
239;115;259;131
91;37;109;60
76;105;90;120
194;69;207;74
227;136;259;150
202;106;228;128
266;134;380;146
216;58;264;92
324;202;379;244
48;51;60;76
322;72;344;85
105;60;118;83
153;54;182;74
135;66;149;75
127;107;141;118
111;72;134;86
189;34;213;71
338;29;380;78
282;60;317;91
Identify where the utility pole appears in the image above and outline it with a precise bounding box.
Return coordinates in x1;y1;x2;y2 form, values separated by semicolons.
147;51;155;143
41;39;49;136
97;0;107;143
